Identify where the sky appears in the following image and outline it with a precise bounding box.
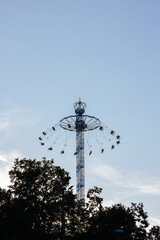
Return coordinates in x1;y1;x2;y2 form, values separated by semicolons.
0;0;160;228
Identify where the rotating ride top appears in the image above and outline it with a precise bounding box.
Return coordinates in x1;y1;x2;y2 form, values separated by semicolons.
39;99;121;201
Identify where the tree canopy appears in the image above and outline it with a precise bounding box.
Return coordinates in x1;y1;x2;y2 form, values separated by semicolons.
0;158;159;240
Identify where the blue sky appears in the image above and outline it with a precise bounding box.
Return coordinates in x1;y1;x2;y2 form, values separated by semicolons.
0;0;160;228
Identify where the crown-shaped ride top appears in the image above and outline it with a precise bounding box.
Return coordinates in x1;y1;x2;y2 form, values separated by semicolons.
74;98;86;115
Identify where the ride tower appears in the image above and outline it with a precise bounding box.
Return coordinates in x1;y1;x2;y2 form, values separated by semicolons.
74;100;86;201
59;99;101;201
39;99;121;202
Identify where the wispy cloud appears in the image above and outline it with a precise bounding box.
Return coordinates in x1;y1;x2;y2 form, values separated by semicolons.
90;162;160;196
149;217;160;227
0;150;25;189
103;199;118;207
94;164;121;184
137;184;160;195
0;116;9;130
0;106;40;132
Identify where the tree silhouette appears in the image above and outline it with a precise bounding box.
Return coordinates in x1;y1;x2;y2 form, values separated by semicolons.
148;226;160;240
0;158;159;240
0;158;74;239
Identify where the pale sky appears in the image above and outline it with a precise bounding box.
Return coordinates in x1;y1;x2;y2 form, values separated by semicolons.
0;0;160;228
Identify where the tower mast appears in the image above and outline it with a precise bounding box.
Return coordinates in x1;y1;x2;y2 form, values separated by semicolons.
74;98;86;201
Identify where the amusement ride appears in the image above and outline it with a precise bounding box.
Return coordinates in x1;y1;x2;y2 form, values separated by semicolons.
39;99;120;201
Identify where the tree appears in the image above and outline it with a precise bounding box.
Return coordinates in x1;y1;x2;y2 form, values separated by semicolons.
148;226;160;240
81;203;146;240
0;157;158;240
130;202;149;240
74;190;149;240
0;158;75;240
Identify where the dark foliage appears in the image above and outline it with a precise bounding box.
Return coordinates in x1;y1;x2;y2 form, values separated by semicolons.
0;158;159;240
148;226;160;240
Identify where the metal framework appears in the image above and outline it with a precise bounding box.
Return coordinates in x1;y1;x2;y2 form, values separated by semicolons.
59;99;101;201
39;98;121;202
